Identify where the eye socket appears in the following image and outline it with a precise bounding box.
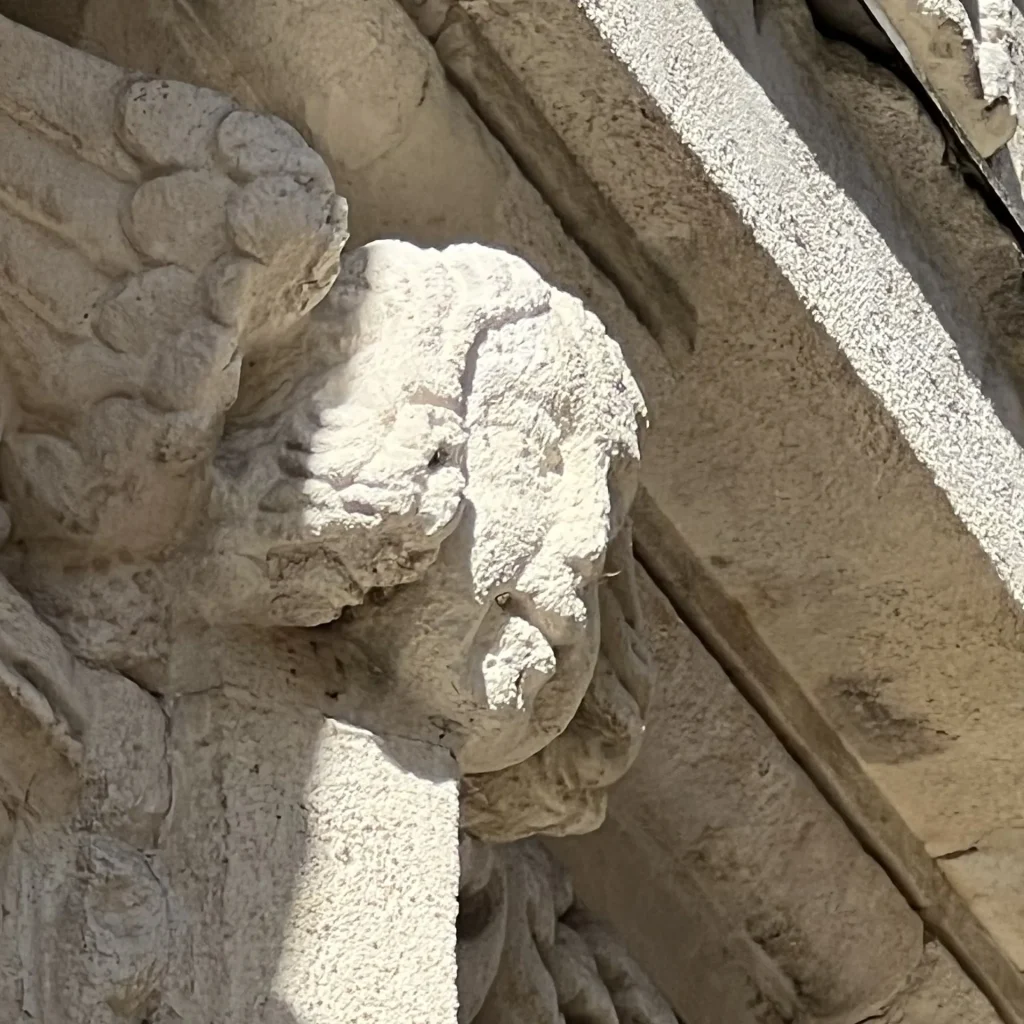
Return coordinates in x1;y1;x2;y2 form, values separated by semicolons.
427;447;449;470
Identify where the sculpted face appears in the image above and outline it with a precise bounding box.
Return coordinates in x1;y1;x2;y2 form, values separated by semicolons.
240;241;649;785
196;237;651;836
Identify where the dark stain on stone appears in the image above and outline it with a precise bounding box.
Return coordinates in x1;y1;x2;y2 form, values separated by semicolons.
0;0;88;45
823;674;953;764
936;844;979;861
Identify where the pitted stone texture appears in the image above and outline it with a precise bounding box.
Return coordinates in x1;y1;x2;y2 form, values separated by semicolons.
0;574;89;817
46;0;672;385
0;14;346;558
0;10;656;1022
5;831;173;1024
896;940;1008;1023
392;0;1024;1006
0;12;650;851
0;576;172;1024
0;583;461;1024
204;238;646;802
551;816;792;1024
461;524;655;841
205;239;643;633
68;0;535;249
160;690;459;1024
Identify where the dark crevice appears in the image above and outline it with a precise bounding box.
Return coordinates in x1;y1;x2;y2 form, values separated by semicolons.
809;0;1024;248
936;844;981;861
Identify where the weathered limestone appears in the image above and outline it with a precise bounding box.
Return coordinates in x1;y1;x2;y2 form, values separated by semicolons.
10;0;688;376
0;13;651;1022
0;569;462;1023
458;837;678;1023
0;573;170;1022
5;0;1024;1019
160;690;460;1023
380;0;1024;1016
460;524;655;841
0;7;646;785
812;0;1024;234
557;565;1004;1024
0;19;345;559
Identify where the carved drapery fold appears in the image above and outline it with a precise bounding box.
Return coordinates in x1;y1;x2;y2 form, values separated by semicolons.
0;574;171;1022
0;15;345;559
457;837;679;1024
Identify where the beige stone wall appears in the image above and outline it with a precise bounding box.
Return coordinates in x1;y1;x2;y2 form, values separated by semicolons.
2;0;1024;1021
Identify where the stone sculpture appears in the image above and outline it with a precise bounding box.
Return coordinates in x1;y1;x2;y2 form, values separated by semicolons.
0;574;171;1022
0;12;661;1021
461;523;655;841
458;836;679;1023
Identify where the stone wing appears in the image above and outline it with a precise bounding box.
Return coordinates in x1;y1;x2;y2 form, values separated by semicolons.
0;14;347;557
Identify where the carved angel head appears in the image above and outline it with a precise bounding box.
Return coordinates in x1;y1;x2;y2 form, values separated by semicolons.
202;239;649;830
0;13;651;842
